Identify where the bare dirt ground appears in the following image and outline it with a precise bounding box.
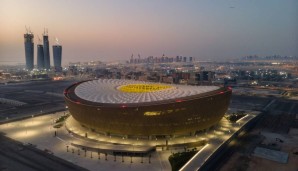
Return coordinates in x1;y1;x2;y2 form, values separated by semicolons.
220;129;298;171
219;98;298;171
220;153;250;171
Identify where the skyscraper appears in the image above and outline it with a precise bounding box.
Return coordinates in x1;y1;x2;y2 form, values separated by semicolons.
37;44;44;69
43;29;50;70
24;29;34;70
53;44;62;72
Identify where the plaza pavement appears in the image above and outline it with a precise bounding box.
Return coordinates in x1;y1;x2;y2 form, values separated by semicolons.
0;111;259;171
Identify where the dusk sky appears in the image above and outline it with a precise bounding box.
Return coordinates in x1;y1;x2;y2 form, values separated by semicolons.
0;0;297;65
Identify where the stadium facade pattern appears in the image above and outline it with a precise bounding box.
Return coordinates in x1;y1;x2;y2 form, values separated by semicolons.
64;79;231;138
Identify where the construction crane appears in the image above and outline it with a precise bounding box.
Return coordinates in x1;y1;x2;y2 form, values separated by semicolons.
55;37;59;45
43;28;48;35
25;25;28;34
37;35;42;44
25;25;33;34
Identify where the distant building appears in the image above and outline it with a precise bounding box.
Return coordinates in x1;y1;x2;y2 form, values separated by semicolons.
188;71;215;85
43;31;50;70
176;56;180;62
200;71;215;85
128;55;192;64
37;44;44;69
130;54;134;64
53;45;62;72
24;32;34;70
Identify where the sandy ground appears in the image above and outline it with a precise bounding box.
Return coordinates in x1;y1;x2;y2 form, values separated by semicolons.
220;128;298;171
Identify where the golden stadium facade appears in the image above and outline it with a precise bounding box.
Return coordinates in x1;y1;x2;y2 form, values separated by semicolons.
64;79;232;139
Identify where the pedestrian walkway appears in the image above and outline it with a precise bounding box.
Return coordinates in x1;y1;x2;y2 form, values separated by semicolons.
0;111;260;171
180;112;260;171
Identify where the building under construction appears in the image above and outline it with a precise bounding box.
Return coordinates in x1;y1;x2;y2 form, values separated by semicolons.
24;27;34;70
43;29;50;70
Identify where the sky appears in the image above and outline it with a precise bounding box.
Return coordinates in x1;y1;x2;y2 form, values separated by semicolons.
0;0;297;65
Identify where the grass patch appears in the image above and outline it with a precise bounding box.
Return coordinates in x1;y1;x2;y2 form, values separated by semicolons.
54;114;69;124
169;148;198;171
226;112;246;123
53;114;69;128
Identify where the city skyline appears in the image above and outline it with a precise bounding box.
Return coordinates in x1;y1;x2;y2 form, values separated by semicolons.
0;0;297;65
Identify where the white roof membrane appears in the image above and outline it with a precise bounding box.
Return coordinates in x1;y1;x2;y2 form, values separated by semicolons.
74;79;220;104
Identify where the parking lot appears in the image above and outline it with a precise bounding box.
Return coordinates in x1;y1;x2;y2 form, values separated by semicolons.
0;80;76;121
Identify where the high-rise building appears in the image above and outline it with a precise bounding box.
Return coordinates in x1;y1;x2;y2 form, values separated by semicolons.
37;44;44;69
130;54;134;64
24;31;34;70
53;45;62;72
43;30;50;70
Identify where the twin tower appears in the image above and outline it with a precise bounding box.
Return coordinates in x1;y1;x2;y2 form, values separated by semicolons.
24;28;62;72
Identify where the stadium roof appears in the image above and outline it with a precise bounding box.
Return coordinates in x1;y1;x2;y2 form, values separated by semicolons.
74;79;220;104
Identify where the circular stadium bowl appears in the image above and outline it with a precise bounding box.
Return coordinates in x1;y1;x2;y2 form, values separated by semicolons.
64;79;232;139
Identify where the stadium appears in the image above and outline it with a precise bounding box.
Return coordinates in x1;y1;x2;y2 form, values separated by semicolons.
64;79;232;139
